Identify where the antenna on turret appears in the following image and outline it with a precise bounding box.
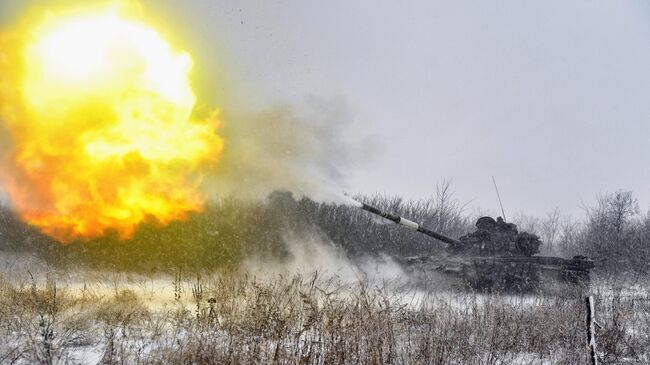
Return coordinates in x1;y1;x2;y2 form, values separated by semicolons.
492;176;507;222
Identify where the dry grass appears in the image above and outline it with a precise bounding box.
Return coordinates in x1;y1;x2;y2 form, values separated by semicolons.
0;271;648;364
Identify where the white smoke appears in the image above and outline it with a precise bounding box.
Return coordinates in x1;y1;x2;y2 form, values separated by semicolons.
242;230;406;285
201;96;377;205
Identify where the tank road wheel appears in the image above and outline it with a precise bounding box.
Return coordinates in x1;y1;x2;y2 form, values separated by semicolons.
470;272;496;292
561;269;590;286
468;260;498;292
503;263;540;292
484;262;540;293
468;260;541;292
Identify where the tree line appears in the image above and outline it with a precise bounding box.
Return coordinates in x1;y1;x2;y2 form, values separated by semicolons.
0;185;648;275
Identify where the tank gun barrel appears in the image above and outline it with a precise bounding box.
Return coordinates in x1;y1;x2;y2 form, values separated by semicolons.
359;202;461;245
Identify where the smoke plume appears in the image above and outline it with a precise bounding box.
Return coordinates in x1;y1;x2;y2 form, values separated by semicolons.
202;95;370;204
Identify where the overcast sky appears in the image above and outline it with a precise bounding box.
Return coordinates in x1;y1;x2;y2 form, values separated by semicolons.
2;1;649;218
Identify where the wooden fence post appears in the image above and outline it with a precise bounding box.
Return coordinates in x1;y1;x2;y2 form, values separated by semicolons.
585;295;598;365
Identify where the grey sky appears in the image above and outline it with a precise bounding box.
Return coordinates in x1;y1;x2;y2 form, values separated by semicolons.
2;1;650;218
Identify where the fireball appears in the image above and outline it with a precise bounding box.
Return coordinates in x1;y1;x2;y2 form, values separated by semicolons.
0;5;224;242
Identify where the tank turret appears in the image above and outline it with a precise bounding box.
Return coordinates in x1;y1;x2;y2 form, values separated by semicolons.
450;216;541;256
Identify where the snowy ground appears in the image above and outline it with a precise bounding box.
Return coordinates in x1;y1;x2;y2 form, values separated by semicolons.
0;260;648;364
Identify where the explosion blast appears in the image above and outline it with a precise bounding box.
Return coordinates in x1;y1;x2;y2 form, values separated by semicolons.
0;5;224;242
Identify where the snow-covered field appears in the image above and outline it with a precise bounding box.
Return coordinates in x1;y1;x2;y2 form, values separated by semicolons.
0;264;648;365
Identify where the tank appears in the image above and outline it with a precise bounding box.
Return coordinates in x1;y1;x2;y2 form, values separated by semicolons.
359;202;594;292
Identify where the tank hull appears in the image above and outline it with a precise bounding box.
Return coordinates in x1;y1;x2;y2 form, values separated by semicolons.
400;254;594;292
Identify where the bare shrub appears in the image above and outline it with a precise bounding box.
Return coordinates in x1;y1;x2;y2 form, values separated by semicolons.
2;272;648;364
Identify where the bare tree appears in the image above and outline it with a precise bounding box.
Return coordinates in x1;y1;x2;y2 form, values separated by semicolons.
581;190;644;274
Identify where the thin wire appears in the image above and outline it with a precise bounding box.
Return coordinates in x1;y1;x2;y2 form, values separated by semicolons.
492;176;507;222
